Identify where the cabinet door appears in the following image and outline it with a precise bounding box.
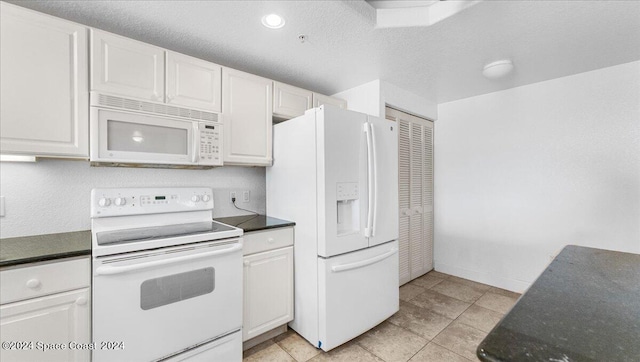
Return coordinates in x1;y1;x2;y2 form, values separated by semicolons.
243;246;293;341
0;3;88;157
0;288;90;362
312;93;347;109
273;82;312;120
222;68;273;166
91;29;165;102
166;52;222;112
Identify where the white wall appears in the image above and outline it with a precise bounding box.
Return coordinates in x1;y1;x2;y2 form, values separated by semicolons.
0;160;265;238
332;79;382;117
333;79;437;120
435;61;640;292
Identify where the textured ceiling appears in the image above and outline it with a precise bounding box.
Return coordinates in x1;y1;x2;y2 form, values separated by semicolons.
9;0;640;104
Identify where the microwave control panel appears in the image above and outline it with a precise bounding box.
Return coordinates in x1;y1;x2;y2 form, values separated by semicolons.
198;122;223;166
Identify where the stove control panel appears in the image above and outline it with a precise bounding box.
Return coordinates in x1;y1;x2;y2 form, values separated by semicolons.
91;187;214;218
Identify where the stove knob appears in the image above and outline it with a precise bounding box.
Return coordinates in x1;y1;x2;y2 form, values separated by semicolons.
98;198;111;207
114;197;126;206
191;195;201;202
202;195;211;202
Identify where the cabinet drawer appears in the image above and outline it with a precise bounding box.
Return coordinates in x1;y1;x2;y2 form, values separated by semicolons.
0;258;90;305
243;227;293;256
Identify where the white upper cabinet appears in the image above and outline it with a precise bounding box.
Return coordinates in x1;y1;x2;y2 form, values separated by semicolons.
273;82;312;120
0;2;88;157
166;52;222;112
272;83;348;121
312;93;347;109
91;29;165;102
222;68;273;166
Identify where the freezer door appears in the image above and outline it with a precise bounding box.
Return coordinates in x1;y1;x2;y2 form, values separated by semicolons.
317;106;369;257
317;240;399;351
368;116;399;247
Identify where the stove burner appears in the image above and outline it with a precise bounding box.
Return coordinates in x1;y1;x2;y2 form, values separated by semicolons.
96;221;236;246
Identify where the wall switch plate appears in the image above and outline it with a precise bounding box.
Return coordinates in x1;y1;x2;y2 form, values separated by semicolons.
0;196;5;217
242;191;250;203
230;191;237;203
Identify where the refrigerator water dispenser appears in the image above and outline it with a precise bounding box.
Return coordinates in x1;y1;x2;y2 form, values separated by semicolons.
336;182;360;235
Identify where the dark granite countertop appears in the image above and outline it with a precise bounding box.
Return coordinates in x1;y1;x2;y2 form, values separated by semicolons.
0;230;92;268
477;245;640;362
214;215;295;233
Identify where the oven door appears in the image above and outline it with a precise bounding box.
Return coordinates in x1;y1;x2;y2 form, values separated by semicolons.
92;238;242;362
90;107;197;165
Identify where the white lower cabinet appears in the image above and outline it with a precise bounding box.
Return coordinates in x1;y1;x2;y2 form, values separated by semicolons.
0;288;90;362
242;228;294;342
0;258;91;362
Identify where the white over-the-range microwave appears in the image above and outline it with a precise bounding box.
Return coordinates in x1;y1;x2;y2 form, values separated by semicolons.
90;92;223;168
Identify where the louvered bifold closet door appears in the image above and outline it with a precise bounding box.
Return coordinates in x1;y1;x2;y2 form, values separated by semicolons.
398;119;411;285
422;123;434;271
388;107;434;286
409;123;427;280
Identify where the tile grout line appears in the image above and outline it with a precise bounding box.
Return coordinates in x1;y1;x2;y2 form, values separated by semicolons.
354;337;388;361
394;282;479;361
253;272;508;361
274;337;307;362
415;273;493;361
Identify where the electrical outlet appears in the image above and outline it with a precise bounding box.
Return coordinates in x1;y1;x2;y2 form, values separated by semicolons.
242;191;250;203
229;191;237;203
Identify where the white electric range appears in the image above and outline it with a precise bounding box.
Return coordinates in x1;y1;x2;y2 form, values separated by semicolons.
90;187;243;361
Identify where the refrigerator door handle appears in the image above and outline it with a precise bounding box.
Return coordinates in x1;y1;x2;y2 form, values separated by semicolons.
331;248;398;273
364;123;374;238
370;123;378;237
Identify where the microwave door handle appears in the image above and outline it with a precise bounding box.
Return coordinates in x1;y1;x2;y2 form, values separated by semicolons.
192;124;199;163
95;243;242;276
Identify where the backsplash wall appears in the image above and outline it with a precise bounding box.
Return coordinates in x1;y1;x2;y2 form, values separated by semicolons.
0;159;266;238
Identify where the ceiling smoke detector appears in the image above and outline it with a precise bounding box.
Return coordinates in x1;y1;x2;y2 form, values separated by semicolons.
482;60;514;79
262;14;285;29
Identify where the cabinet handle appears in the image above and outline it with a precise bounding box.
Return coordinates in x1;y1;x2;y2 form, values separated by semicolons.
25;279;41;289
75;296;88;305
267;238;275;243
243;260;250;267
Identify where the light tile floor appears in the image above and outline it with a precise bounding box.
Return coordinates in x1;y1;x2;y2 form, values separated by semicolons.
243;271;521;362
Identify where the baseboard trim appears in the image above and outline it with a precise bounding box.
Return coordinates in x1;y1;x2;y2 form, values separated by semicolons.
434;262;531;293
242;324;288;351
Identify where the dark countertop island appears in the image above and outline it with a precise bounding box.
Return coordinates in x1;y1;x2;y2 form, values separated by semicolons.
0;230;92;268
214;214;295;233
477;245;640;362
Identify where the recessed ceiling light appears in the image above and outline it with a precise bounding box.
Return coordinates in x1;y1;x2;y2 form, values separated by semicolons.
482;60;514;79
262;14;285;29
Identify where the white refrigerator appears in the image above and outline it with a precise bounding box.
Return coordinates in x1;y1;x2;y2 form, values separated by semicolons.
267;105;399;351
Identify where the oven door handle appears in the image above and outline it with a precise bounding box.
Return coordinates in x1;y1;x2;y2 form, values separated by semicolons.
95;243;242;276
